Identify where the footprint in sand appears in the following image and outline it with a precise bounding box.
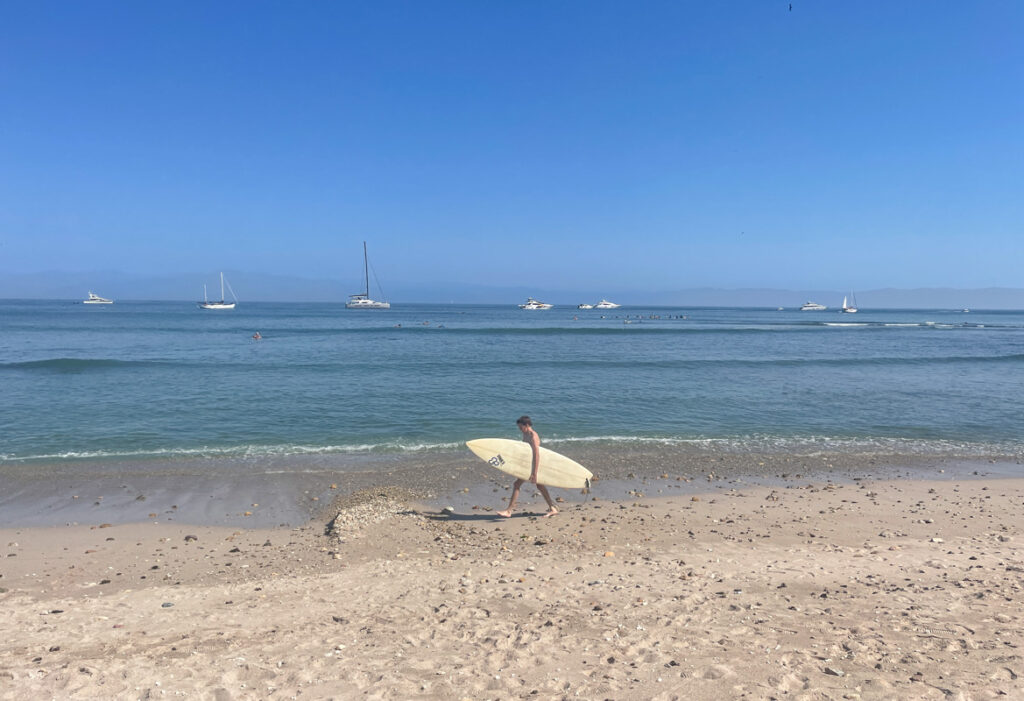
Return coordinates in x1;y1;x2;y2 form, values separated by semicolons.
772;672;808;692
695;663;735;680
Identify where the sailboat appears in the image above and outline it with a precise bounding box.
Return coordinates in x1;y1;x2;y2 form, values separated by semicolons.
346;242;390;309
197;272;237;310
840;292;858;313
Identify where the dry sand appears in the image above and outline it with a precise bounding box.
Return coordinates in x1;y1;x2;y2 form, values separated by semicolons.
1;472;1022;700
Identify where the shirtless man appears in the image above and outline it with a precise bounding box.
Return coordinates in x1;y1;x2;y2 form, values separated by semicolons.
497;416;558;518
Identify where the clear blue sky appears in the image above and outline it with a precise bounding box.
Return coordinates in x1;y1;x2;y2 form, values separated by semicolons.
1;1;1021;295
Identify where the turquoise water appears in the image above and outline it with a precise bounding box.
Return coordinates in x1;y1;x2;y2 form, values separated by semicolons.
2;300;1023;466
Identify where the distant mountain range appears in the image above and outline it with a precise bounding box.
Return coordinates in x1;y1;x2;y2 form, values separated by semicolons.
1;271;1022;309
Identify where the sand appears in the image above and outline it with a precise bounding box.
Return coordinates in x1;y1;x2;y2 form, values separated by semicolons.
1;470;1022;700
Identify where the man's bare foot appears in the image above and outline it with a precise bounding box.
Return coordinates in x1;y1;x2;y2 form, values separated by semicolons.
497;509;513;518
543;508;558;518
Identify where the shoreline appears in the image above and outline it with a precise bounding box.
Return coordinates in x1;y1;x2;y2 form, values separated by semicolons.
1;468;1021;699
0;445;1020;529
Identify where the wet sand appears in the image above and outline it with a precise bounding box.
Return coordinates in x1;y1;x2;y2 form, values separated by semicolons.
1;454;1021;699
2;445;1018;529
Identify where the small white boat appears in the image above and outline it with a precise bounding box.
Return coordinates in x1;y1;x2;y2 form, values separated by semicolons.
577;303;594;309
840;293;858;313
519;297;553;310
800;301;827;311
198;272;237;310
83;291;113;304
346;297;390;309
346;242;390;309
595;299;620;309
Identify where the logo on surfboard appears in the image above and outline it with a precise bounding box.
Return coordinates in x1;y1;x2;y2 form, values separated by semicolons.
488;454;505;467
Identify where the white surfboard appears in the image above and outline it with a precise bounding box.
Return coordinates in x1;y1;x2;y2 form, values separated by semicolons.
466;438;593;489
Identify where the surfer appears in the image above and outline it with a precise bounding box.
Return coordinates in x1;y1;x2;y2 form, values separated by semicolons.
497;416;558;518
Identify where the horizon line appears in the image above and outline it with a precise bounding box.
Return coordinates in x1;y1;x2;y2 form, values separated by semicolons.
1;297;1018;312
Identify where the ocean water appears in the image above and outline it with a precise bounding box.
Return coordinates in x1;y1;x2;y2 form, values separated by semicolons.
2;300;1023;469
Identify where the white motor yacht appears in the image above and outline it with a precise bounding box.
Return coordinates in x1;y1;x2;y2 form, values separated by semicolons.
800;301;827;311
519;297;553;310
577;303;594;309
595;299;620;309
83;291;113;304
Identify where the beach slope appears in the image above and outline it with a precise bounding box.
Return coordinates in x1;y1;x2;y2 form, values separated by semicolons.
1;475;1021;699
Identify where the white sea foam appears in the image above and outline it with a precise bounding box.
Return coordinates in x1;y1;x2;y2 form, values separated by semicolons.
5;433;1021;465
546;434;1022;457
1;440;469;463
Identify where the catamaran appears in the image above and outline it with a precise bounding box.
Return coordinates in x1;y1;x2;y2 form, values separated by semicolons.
83;291;113;304
197;272;237;310
346;242;390;309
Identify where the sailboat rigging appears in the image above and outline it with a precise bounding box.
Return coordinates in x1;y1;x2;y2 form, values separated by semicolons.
346;242;390;309
197;272;237;310
840;292;859;313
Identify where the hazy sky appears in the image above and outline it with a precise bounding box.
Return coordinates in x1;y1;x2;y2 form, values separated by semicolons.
1;2;1020;294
